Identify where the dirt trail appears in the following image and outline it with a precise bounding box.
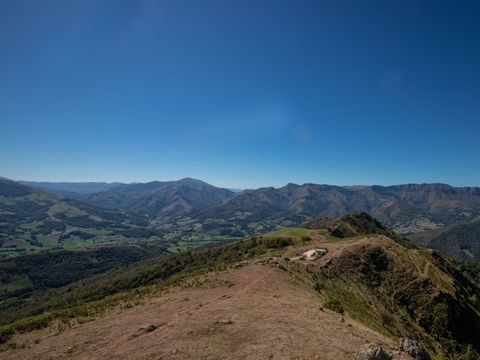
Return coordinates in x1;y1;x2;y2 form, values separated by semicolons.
3;265;393;360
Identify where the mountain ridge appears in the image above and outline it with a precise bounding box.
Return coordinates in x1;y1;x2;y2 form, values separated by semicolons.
1;213;479;358
83;177;234;217
18;181;123;196
188;182;480;234
7;177;480;262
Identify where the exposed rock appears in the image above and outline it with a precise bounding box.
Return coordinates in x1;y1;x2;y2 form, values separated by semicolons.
398;338;430;360
139;324;157;333
234;256;286;268
356;339;430;360
355;344;393;360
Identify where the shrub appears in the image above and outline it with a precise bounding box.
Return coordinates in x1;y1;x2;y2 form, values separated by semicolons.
262;237;293;249
324;298;344;314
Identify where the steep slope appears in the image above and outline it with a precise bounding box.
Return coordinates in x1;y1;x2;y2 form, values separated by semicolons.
0;243;168;300
410;218;480;262
1;213;479;359
387;184;480;229
84;178;234;218
0;178;154;255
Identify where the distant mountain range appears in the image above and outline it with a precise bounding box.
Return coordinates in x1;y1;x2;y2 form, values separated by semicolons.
22;179;480;229
83;178;234;218
190;182;480;232
21;178;234;218
19;181;123;197
5;177;480;261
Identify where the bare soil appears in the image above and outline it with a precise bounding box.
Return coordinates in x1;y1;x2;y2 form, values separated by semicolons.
3;264;393;359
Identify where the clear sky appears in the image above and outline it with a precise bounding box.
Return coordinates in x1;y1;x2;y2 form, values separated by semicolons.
1;0;479;189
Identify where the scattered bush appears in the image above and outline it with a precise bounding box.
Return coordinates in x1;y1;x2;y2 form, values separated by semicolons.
262;237;293;249
324;298;344;314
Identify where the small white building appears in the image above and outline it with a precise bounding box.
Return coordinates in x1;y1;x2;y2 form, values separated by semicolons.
300;248;327;260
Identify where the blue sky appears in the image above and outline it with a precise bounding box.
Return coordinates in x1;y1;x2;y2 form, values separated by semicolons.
1;0;479;188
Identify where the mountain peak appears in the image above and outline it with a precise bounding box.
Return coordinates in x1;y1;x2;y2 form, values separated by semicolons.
306;212;402;240
177;177;210;186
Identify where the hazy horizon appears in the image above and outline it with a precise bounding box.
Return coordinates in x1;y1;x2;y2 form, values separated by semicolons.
11;176;480;190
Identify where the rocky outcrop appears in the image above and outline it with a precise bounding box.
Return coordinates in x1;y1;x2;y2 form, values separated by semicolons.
355;338;430;360
233;257;285;268
355;344;393;360
398;338;430;360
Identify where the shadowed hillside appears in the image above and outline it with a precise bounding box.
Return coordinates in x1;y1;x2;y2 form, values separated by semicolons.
190;183;480;233
83;178;234;217
410;219;480;262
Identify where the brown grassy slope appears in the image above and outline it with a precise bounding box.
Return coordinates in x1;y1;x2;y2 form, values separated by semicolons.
1;265;393;360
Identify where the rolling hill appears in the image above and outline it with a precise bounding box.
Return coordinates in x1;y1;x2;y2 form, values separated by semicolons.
0;178;162;256
82;178;234;218
13;178;480;262
1;213;479;359
24;179;480;234
19;181;123;199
